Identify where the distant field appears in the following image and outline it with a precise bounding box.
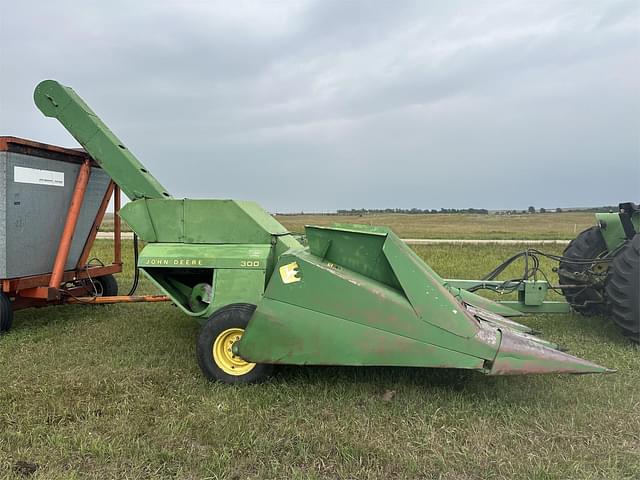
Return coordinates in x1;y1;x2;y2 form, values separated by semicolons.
1;239;638;479
276;211;597;239
103;211;597;239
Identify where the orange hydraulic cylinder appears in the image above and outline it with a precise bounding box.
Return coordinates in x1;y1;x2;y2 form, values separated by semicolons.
114;185;122;265
49;160;92;288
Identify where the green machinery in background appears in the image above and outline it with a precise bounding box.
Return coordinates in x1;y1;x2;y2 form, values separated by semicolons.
443;203;639;342
33;80;614;383
558;204;639;341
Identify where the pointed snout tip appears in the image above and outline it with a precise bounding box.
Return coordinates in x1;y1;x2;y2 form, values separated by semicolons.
487;329;617;376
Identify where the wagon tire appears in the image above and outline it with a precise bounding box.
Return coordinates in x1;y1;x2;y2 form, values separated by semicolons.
196;303;273;384
91;274;118;297
0;292;13;333
559;226;609;315
606;234;640;342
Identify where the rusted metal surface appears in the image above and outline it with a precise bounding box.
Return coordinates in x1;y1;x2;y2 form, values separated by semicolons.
49;159;92;290
77;181;115;268
10;294;169;309
2;264;121;292
488;328;615;375
65;294;170;305
10;297;51;310
114;185;122;265
0;136;95;165
18;286;58;300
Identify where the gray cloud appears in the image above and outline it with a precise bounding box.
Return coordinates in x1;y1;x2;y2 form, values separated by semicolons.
1;0;638;211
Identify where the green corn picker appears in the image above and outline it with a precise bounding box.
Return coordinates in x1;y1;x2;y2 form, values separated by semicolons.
34;80;616;383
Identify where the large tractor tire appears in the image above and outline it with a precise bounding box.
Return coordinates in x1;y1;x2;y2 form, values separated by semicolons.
196;303;274;384
559;226;609;315
0;292;13;333
606;234;640;342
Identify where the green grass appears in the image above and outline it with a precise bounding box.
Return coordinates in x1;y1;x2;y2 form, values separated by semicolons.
1;240;638;479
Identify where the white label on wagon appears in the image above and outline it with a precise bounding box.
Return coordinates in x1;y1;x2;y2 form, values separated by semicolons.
14;166;65;187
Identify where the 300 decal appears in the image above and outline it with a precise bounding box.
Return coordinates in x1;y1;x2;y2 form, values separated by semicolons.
240;260;261;267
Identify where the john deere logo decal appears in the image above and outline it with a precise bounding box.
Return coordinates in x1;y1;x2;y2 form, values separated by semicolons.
279;262;301;284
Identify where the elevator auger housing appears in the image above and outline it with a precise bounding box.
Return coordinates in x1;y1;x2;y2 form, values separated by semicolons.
34;80;613;383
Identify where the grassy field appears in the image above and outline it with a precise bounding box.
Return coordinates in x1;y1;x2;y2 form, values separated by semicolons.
275;212;597;240
101;211;597;240
1;239;638;479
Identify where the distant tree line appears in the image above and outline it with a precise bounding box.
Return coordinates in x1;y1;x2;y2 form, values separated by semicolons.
335;208;489;215
495;205;618;215
275;205;620;216
569;205;618;212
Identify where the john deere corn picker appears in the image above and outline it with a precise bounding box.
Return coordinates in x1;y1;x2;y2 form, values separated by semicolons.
33;80;615;383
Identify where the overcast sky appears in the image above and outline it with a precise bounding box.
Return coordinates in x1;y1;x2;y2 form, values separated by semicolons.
1;1;638;212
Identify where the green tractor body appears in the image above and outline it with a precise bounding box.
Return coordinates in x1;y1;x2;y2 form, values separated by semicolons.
33;80;613;382
557;203;639;341
595;204;640;253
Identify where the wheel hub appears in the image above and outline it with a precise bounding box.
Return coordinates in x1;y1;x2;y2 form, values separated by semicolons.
212;328;256;376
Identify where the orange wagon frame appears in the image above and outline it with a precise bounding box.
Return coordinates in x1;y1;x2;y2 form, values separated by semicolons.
0;136;167;310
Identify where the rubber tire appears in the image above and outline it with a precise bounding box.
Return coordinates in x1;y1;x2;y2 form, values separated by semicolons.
559;226;609;315
196;303;273;384
0;292;13;333
92;274;118;297
605;234;640;342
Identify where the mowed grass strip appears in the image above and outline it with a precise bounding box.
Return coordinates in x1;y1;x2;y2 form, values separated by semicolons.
0;240;638;479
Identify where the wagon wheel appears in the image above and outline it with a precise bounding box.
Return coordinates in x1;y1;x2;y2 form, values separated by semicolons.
0;292;14;333
84;274;118;297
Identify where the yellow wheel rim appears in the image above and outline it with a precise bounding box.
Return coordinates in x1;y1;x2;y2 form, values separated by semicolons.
212;328;256;376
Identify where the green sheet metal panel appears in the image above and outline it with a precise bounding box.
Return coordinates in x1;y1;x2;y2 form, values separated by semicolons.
211;269;266;314
147;200;184;242
596;212;629;252
183;200;280;244
140;266;267;319
120;198;295;246
240;297;487;369
118;199;158;242
254;250;498;361
235;200;291;236
382;233;478;338
305;225;401;289
138;243;271;269
139;244;270;318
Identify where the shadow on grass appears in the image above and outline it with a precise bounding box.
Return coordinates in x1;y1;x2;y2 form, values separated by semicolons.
272;364;543;396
